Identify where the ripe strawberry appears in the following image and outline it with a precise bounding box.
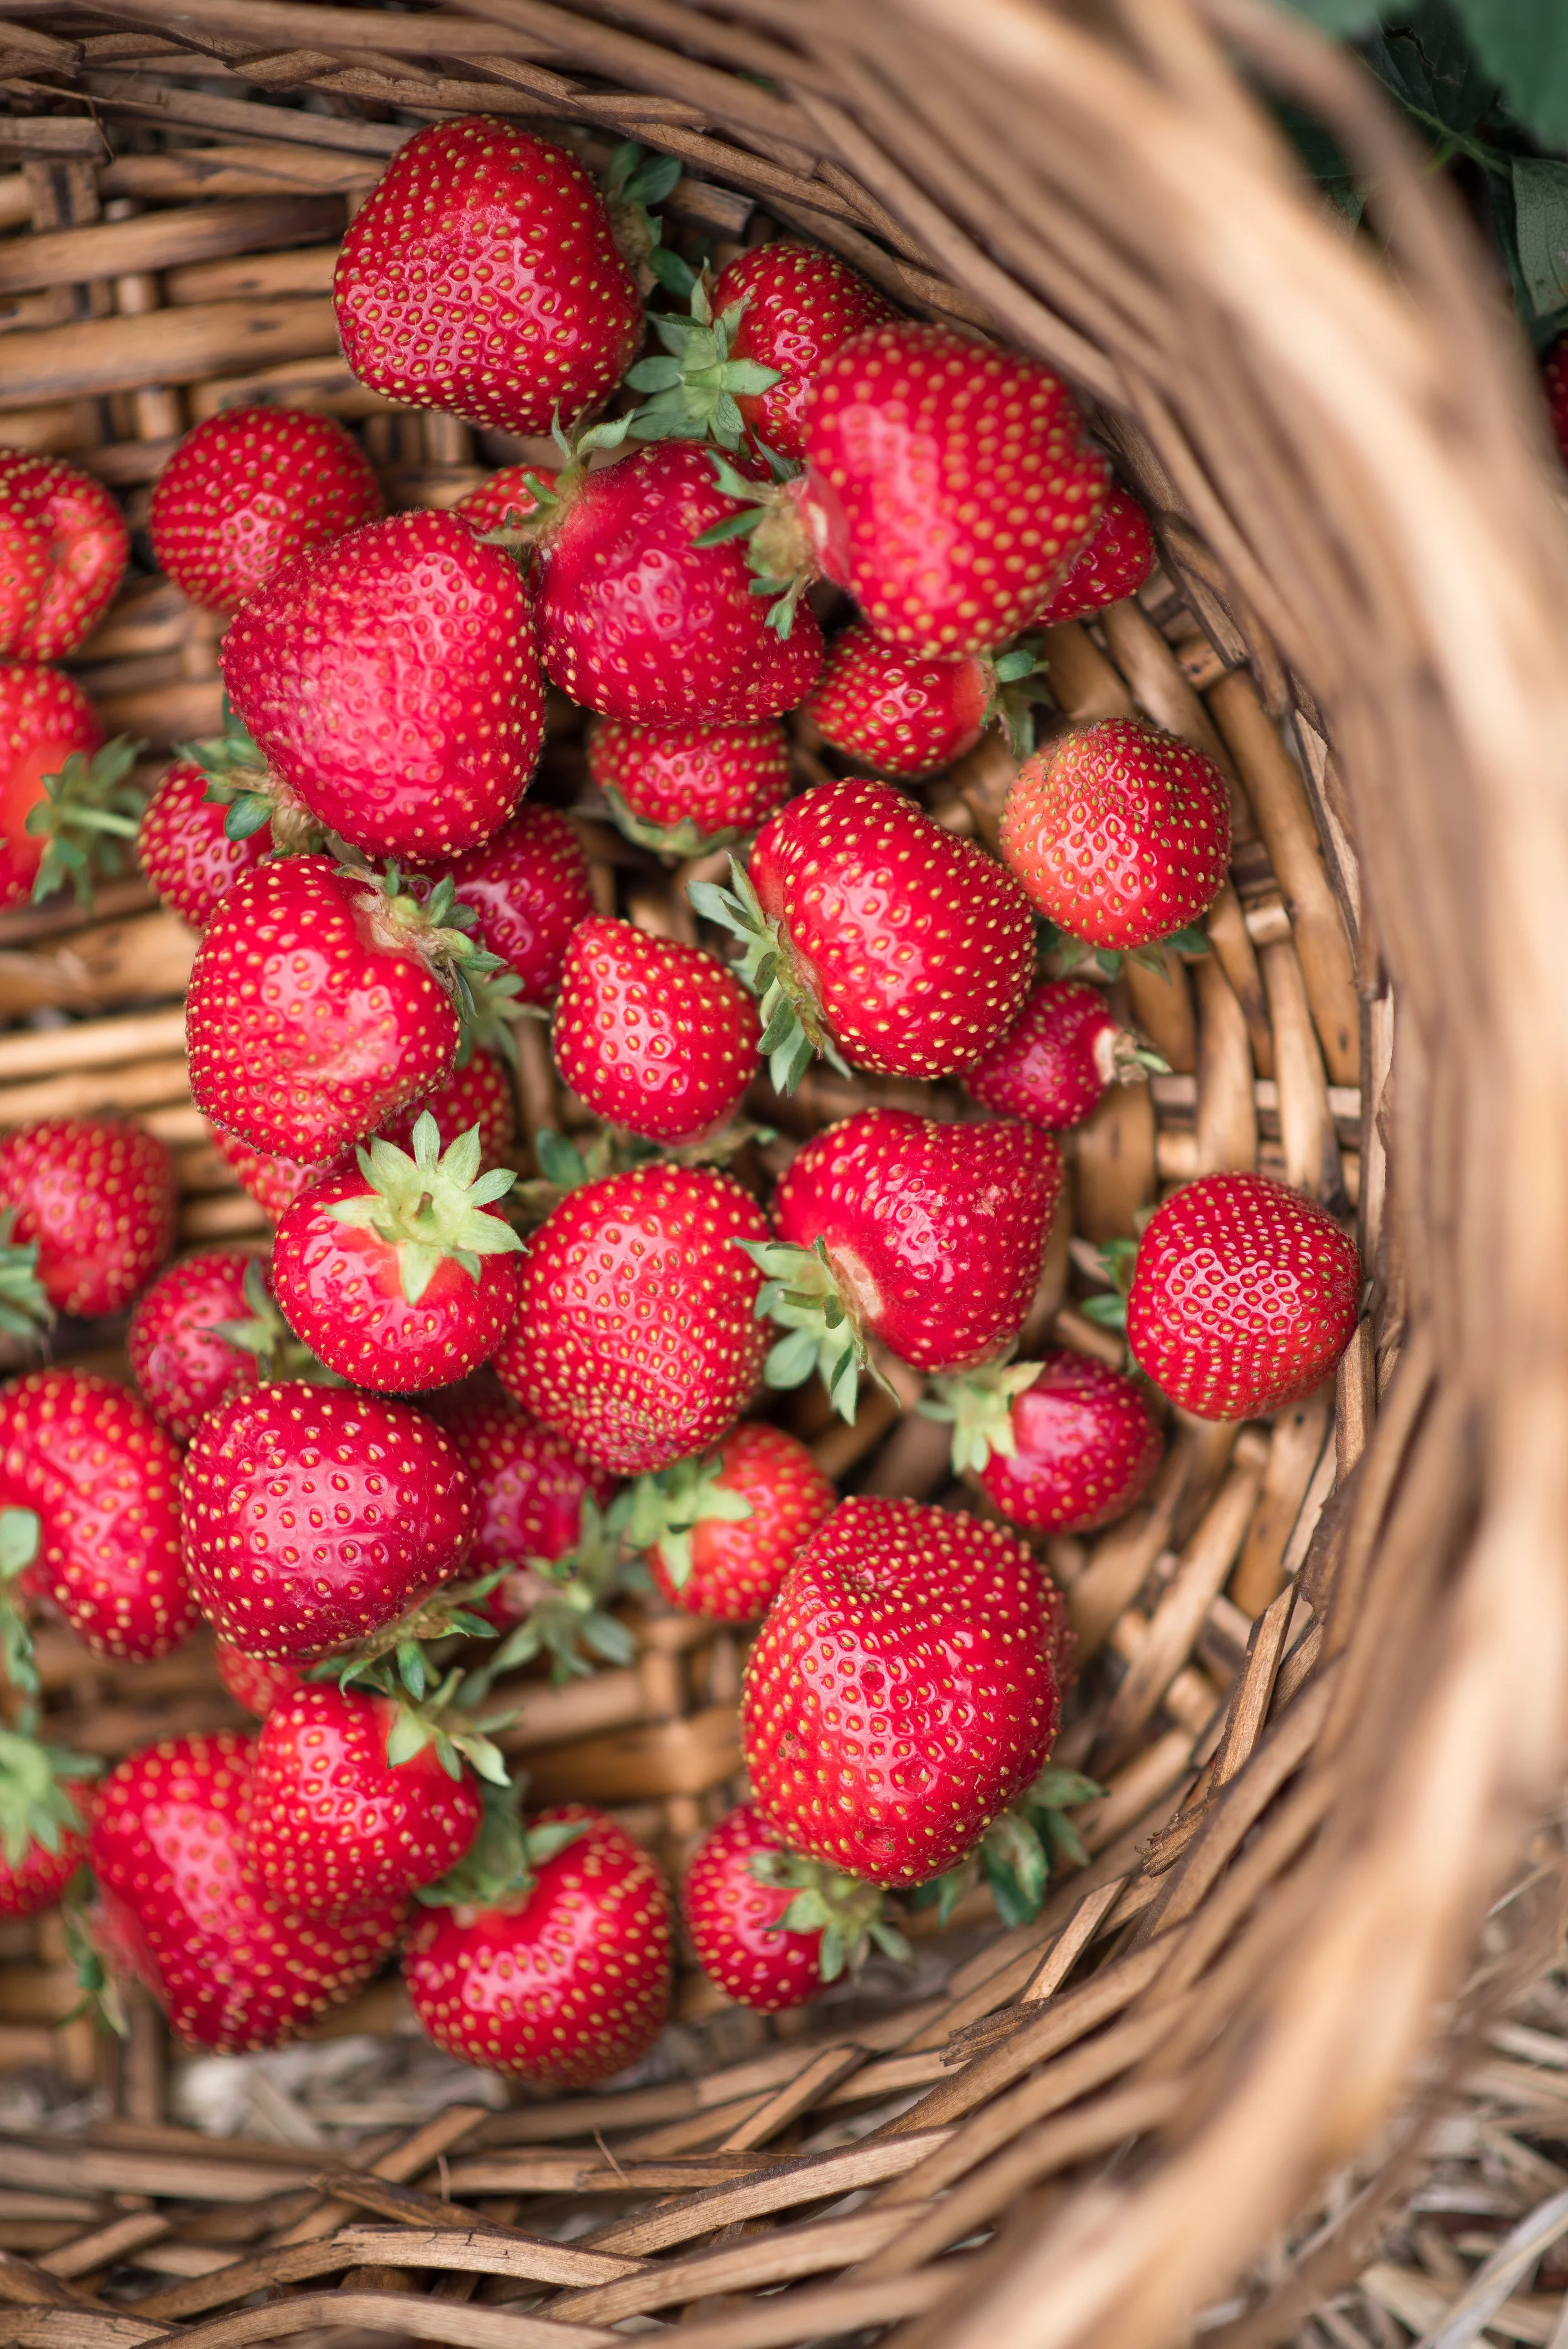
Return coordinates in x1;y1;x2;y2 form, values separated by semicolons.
1126;1171;1361;1421
149;408;383;615
587;715;792;855
455;465;556;539
803;625;993;780
495;1164;768;1477
128;1248;323;1443
966;976;1163;1130
455;1392;617;1633
629;1421;834;1621
708;243;896;463
0;451;128;660
753;1111;1062;1416
1000;719;1232;952
929;1351;1162;1533
221;511;544;864
694;777;1035;1090
215;1640;302;1719
441;805;595;1009
683;1801;908;2012
0;1368;192;1660
0;1118;174;1320
136;756;270;933
181;1384;477;1662
0;1728;95;1919
0;511;48;657
552;916;760;1146
1031;484;1156;626
88;1731;403;2050
1545;337;1568;465
0;666;142;913
404;1803;672;2084
744;1497;1072;1884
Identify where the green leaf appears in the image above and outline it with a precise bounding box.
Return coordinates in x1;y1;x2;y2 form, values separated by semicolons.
1447;0;1568;147
1512;157;1568;317
1277;0;1378;28
0;1508;40;1579
1079;1292;1128;1332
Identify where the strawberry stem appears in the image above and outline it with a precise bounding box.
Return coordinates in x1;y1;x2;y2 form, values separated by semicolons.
748;1845;911;1982
458;1496;639;1696
326;1113;523;1306
921;1362;1045;1477
626;273;780;452
624;1453;753;1589
186;705;321;854
734;1234;899;1425
688;854;848;1095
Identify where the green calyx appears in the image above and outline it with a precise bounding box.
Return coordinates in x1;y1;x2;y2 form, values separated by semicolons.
984;639;1057;763
364;1665;514;1787
326;1113;523;1307
688;854;847;1095
909;1763;1106;1929
625;1453;752;1590
512;1125;652;1226
0;1724;100;1872
600;782;744;862
0;1505;43;1707
459;1495;640;1699
1041;913;1212;983
209;1258;339;1385
417;1772;590;1909
749;1847;911;1984
1078;1234;1139;1335
0;1211;53;1347
187;704;320;853
603;139;696;302
27;734;144;909
689;450;812;639
921;1361;1044;1477
734;1235;897;1427
344;864;519;1059
627;273;780;453
473;410;638;561
309;1569;509;1704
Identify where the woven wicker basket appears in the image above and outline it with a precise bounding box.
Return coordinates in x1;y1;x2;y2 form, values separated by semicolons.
3;4;1567;2346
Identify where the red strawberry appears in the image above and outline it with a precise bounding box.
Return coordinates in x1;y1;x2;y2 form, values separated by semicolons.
0;511;48;657
136;756;269;933
0;1117;174;1319
0;1368;192;1660
695;777;1035;1090
967;976;1162;1130
0;451;128;660
552;916;760;1146
1000;719;1232;952
630;1420;834;1621
755;1110;1062;1418
0;1729;95;1919
495;1164;768;1477
0;666;142;913
270;1113;524;1392
442;805;595;1009
181;1384;477;1662
455;465;556;538
404;1803;672;2084
930;1351;1162;1533
743;1497;1072;1884
220;512;543;864
0;1816;86;1919
149;408;383;616
455;1392;617;1632
208;1127;332;1226
88;1731;403;2050
1126;1171;1361;1421
709;243;896;463
1031;485;1156;627
803;624;993;780
215;1640;302;1719
682;1801;906;2012
586;716;791;854
1545;337;1568;465
129;1248;268;1441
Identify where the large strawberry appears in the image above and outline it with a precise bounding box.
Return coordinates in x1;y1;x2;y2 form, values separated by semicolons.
707;243;896;462
682;1801;907;2012
181;1384;476;1661
88;1731;403;2050
1031;484;1156;626
136;756;270;933
0;1117;174;1319
440;805;596;1010
928;1351;1162;1534
128;1249;323;1443
0;1727;95;1920
0;666;140;912
1126;1172;1361;1420
149;408;383;615
586;715;792;856
0;451;128;660
552;916;760;1147
628;1420;834;1621
743;1497;1072;1885
692;777;1034;1090
495;1164;768;1477
966;976;1164;1130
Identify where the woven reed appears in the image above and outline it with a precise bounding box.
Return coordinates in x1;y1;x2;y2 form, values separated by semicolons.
2;4;1567;2346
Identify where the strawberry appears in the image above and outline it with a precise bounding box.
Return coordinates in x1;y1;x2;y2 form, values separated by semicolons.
0;1117;174;1320
181;1384;477;1662
88;1731;403;2050
586;715;792;856
750;1110;1062;1418
1031;484;1156;626
552;916;760;1146
149;408;383;616
928;1351;1162;1533
803;625;993;780
1545;337;1568;465
220;511;544;864
0;450;128;660
1000;719;1232;953
495;1164;768;1477
128;1248;324;1443
706;243;896;462
455;465;557;538
625;272;785;453
442;805;595;1009
136;756;270;933
0;1727;95;1919
0;1368;192;1660
270;1113;524;1392
694;777;1035;1090
215;1640;302;1719
966;976;1163;1130
453;1392;617;1634
682;1801;908;2012
404;1803;672;2084
0;666;140;913
743;1497;1072;1885
0;511;48;657
628;1420;834;1621
1126;1171;1362;1421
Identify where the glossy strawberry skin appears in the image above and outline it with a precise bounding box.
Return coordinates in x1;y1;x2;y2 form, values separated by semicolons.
0;1117;174;1319
496;1164;768;1478
0;1824;87;1919
137;758;268;933
404;1804;672;2086
649;1421;835;1623
0;452;128;660
441;805;595;1008
1127;1172;1361;1421
966;977;1125;1131
682;1802;824;2012
127;1247;267;1441
772;1110;1062;1374
243;1684;482;1919
150;408;383;615
1032;485;1156;627
535;442;824;726
587;716;792;839
743;1498;1071;1885
0;665;103;910
455;1394;615;1631
750;778;1035;1080
215;1640;302;1718
804;625;990;780
0;1369;193;1662
976;1352;1162;1534
1000;719;1232;951
553;916;760;1147
221;511;543;864
181;1384;476;1662
455;465;557;538
0;512;48;658
89;1731;403;2052
711;243;896;464
186;857;462;1163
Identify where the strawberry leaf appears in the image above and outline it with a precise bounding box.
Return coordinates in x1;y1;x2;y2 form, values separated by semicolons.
27;736;146;910
326;1113;524;1306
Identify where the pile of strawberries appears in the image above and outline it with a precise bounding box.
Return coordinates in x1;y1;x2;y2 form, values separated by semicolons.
0;118;1366;2081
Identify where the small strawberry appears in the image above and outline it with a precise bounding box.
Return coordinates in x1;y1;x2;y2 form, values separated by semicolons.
966;976;1165;1130
750;1110;1062;1418
682;1801;908;2012
404;1802;672;2084
927;1350;1162;1533
149;408;383;616
128;1249;323;1443
495;1164;768;1477
442;805;596;1009
455;465;557;539
552;916;760;1147
0;450;128;660
803;625;992;780
181;1384;477;1662
0;666;140;913
1126;1171;1362;1421
1000;719;1232;953
136;756;270;933
0;511;48;657
215;1640;302;1719
707;243;896;462
88;1731;403;2050
743;1497;1073;1885
587;715;792;856
693;776;1035;1090
0;1117;174;1320
453;1391;617;1636
628;1420;834;1621
0;1726;97;1919
1031;484;1156;626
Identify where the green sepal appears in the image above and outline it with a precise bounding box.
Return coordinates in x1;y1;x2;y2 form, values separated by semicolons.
0;1211;53;1347
1041;912;1211;982
209;1258;339;1386
687;854;847;1095
1079;1234;1137;1334
0;1506;43;1706
624;1452;752;1590
307;1569;506;1702
457;1495;637;1698
339;862;519;1064
363;1667;516;1786
416;1771;591;1909
186;705;321;855
1079;1293;1128;1332
0;1724;99;1872
921;1362;1044;1477
326;1112;523;1305
603;141;696;302
27;736;145;909
599;782;745;862
736;1234;898;1426
983;636;1057;763
62;1879;126;2038
627;273;781;453
750;1845;910;1984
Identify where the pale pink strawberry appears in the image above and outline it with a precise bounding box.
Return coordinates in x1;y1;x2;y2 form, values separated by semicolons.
552;916;760;1145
